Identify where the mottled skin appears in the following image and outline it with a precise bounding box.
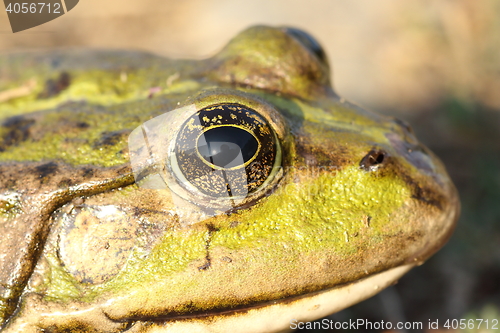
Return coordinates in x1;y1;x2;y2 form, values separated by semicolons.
0;26;459;332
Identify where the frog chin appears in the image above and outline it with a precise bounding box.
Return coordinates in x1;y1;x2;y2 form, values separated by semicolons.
131;263;415;333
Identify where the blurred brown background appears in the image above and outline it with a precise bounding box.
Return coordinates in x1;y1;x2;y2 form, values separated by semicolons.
1;0;499;331
2;0;499;112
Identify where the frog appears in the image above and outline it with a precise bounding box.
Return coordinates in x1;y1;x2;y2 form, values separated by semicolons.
0;26;459;332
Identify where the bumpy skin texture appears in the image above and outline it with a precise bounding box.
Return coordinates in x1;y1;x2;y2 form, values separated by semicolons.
0;26;459;331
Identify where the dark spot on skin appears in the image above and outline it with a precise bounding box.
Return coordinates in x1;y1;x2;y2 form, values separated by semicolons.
38;72;71;99
82;167;94;178
365;216;372;227
76;122;90;129
230;221;241;228
198;223;219;271
222;256;232;263
360;149;387;172
295;137;345;168
207;224;219;233
0;116;36;152
3;178;17;189
57;178;73;188
302;152;318;166
94;130;128;147
35;162;58;179
197;262;211;271
132;206;172;218
80;277;95;284
410;182;443;210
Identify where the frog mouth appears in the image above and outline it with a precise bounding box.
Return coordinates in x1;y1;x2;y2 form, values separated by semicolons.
112;264;416;332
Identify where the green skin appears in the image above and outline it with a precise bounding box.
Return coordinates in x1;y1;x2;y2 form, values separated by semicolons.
0;26;459;331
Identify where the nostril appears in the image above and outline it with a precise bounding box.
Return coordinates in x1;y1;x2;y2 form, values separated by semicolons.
360;149;387;172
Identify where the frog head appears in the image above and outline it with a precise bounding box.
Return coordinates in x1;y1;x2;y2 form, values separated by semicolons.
0;26;459;332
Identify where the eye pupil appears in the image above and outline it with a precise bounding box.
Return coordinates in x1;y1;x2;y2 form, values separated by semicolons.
197;126;259;168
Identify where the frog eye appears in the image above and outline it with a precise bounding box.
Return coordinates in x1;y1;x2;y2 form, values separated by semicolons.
170;103;281;200
284;27;328;66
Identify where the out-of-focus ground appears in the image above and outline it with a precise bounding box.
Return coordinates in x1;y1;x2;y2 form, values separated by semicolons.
1;0;499;331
